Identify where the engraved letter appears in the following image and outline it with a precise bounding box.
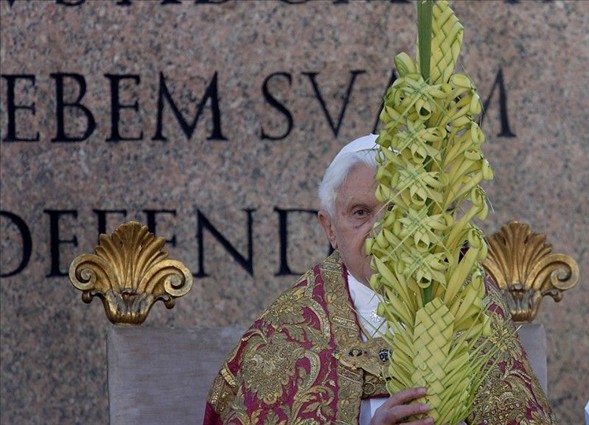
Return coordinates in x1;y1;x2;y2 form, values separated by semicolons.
481;68;516;138
303;70;366;137
50;73;97;142
195;208;254;277
44;209;78;277
1;74;40;142
261;72;294;141
143;209;177;246
0;211;32;277
105;73;143;142
152;72;227;142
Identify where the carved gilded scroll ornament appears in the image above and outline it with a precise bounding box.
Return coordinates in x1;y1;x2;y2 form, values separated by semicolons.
482;221;579;323
68;221;193;324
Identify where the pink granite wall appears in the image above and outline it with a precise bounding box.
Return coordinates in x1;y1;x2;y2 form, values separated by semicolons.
1;1;587;424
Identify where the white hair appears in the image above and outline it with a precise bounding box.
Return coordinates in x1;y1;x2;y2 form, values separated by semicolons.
318;141;378;217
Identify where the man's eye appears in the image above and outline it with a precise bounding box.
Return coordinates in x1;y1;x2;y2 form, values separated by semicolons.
353;209;368;217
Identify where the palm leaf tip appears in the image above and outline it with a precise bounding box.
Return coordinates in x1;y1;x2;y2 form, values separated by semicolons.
417;0;464;85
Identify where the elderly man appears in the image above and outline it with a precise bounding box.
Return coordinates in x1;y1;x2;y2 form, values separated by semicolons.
203;135;555;425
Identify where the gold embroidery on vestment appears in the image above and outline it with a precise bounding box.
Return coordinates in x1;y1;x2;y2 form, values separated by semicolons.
468;278;557;424
320;253;365;424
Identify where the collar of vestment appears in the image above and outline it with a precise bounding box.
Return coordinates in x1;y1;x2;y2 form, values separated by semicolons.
317;252;390;404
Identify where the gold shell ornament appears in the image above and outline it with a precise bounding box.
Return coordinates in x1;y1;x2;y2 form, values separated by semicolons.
483;221;579;323
68;221;193;324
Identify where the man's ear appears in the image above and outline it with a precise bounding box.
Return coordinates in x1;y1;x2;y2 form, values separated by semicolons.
318;210;337;249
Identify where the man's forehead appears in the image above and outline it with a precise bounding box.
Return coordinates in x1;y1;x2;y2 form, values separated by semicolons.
336;166;378;204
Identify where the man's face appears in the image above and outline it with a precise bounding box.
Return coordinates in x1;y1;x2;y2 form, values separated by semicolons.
318;163;383;286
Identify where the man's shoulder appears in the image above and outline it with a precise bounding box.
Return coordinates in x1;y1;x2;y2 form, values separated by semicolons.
265;253;342;311
273;251;343;296
243;252;343;332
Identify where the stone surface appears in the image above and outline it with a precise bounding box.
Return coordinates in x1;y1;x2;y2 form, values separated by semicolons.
1;1;587;424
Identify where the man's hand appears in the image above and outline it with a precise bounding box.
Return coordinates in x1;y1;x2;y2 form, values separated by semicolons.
369;387;433;425
369;388;468;425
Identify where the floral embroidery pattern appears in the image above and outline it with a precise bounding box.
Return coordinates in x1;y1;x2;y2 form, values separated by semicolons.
240;331;306;405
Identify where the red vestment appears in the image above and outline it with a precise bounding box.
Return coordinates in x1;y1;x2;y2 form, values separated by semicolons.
204;252;556;424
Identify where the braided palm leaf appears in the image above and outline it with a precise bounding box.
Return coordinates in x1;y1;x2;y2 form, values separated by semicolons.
366;1;496;423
